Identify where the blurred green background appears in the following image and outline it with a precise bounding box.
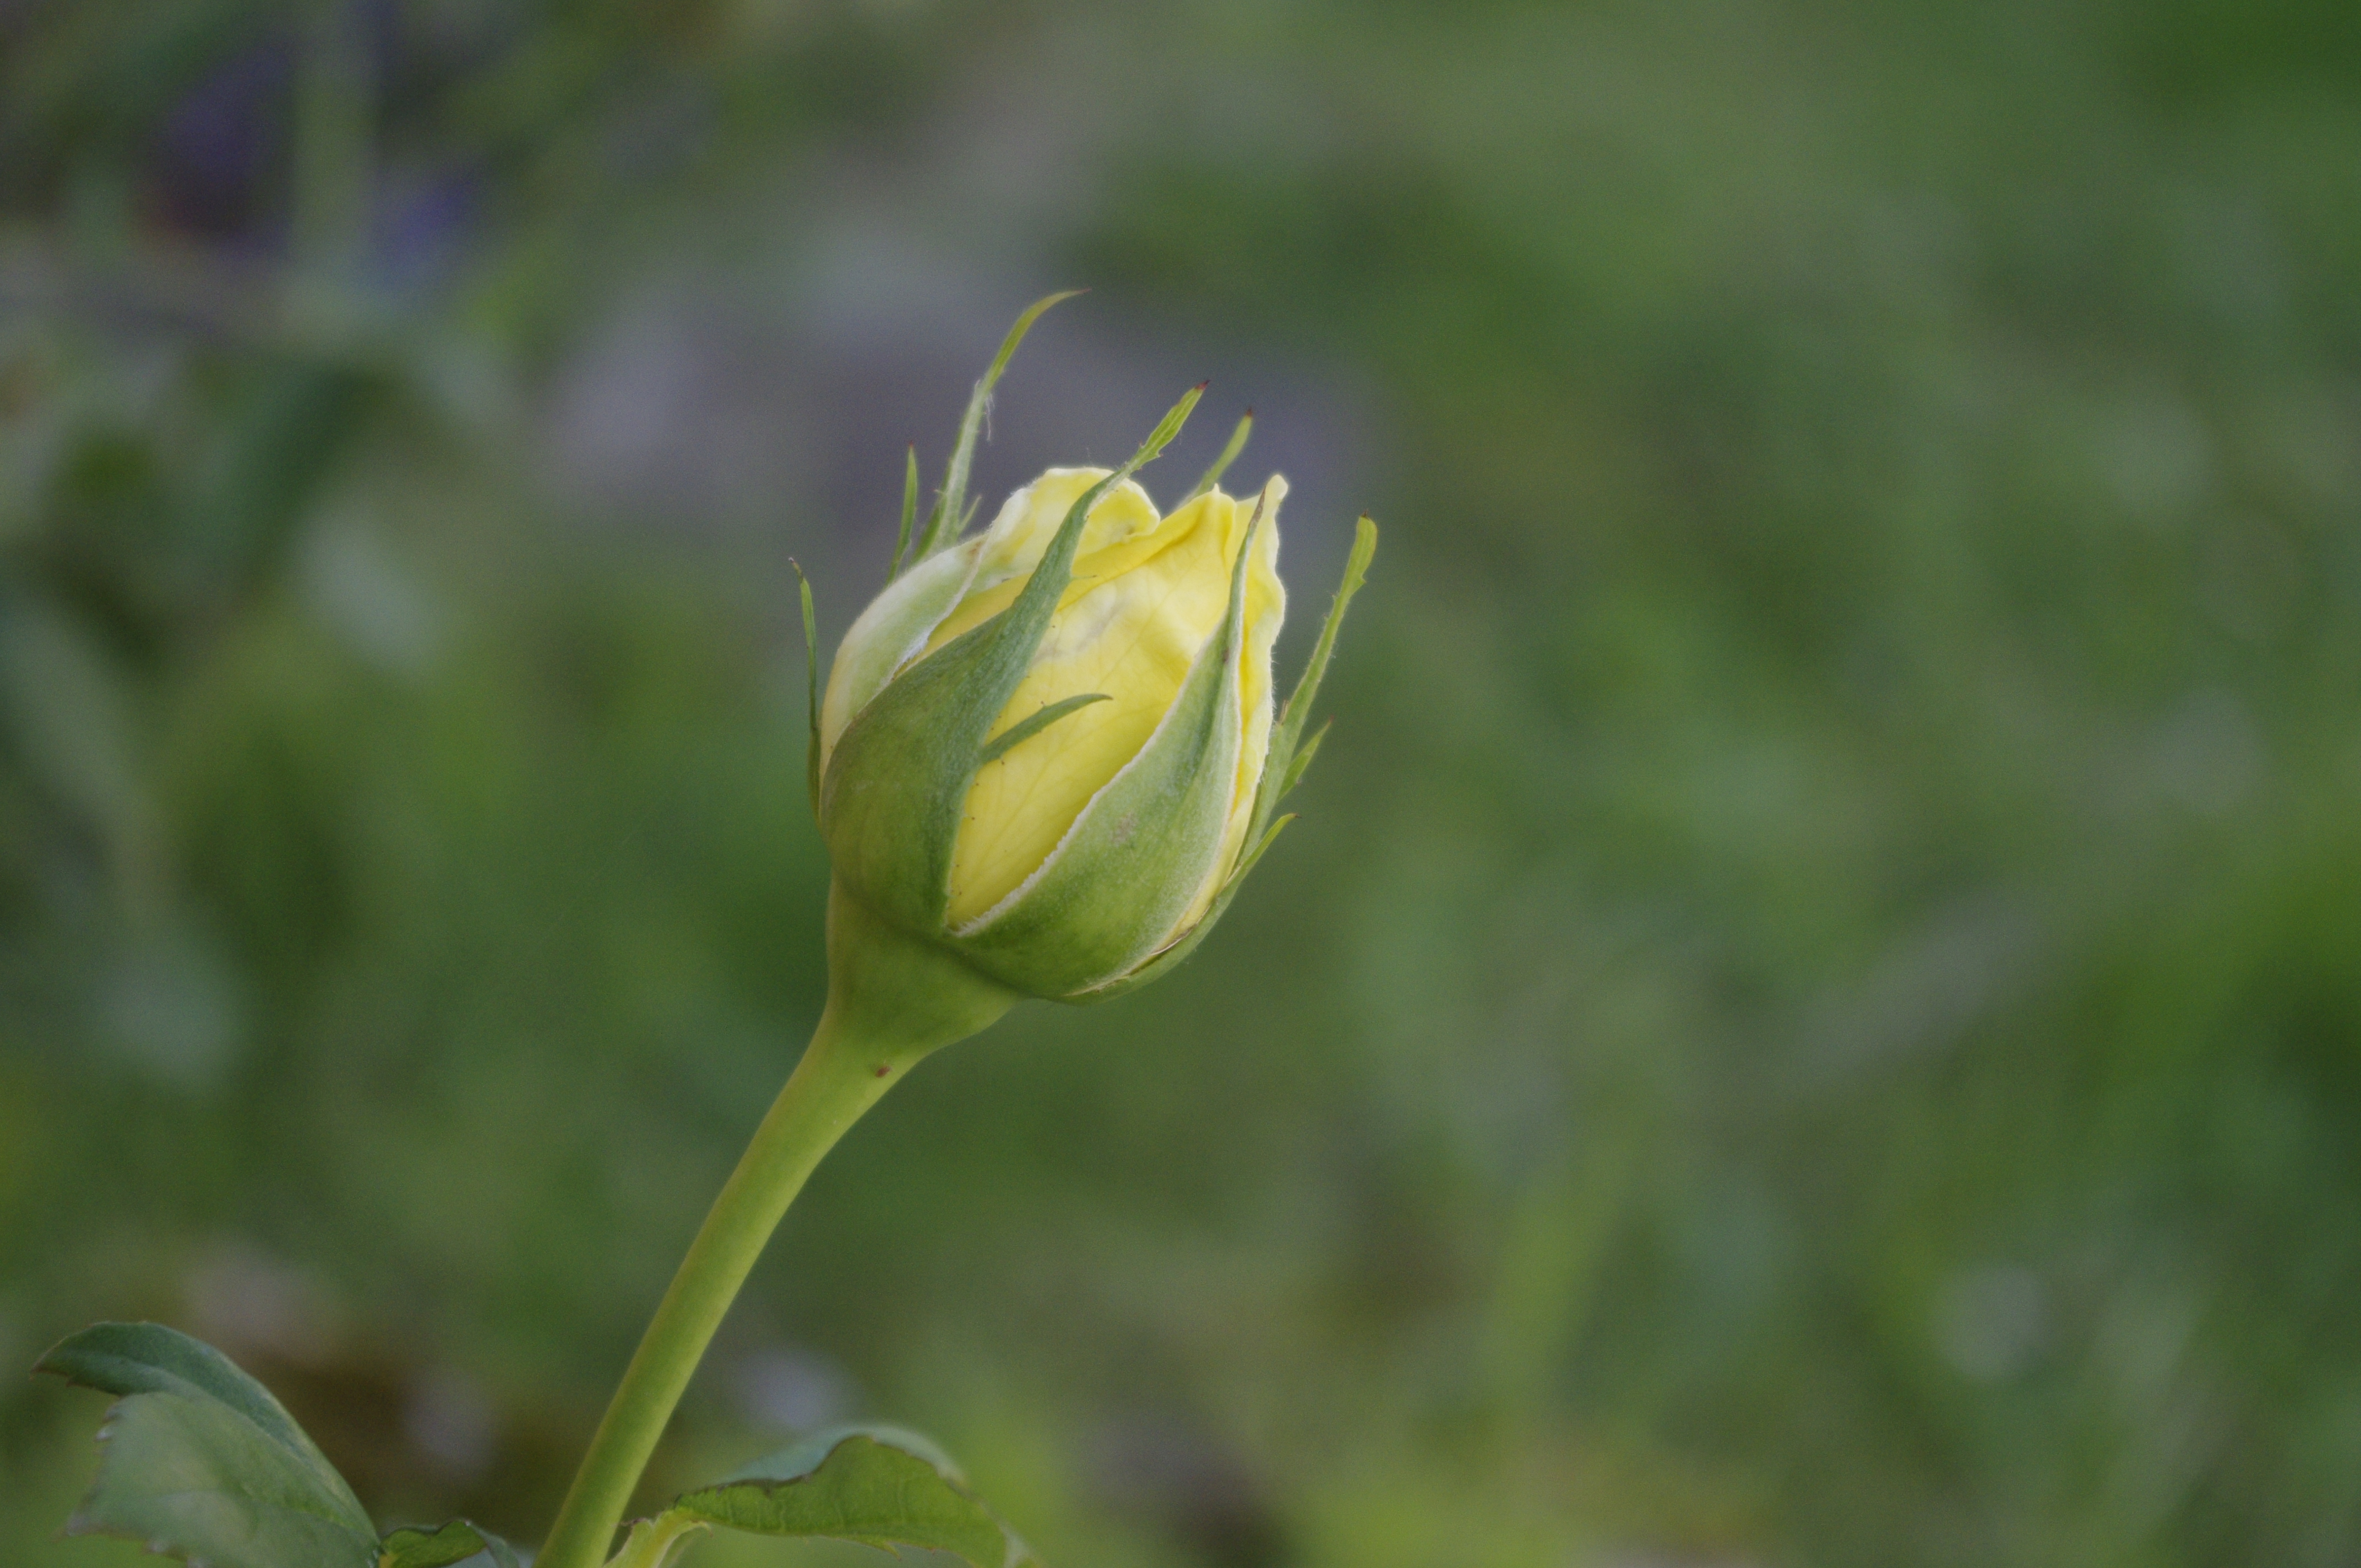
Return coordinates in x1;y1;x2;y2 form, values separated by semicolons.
5;2;2360;1565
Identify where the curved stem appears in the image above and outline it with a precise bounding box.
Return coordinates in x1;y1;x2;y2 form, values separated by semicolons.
535;885;1015;1568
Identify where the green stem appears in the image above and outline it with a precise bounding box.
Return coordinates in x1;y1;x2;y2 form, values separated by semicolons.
536;885;1015;1568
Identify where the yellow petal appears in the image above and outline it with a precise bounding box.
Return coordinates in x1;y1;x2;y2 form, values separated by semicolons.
937;467;1163;638
820;467;1161;778
1169;476;1286;939
939;477;1286;925
818;534;980;770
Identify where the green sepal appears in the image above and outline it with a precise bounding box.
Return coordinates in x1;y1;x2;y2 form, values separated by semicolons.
1070;853;1242;1003
378;1519;521;1568
1079;516;1374;1003
823;879;1016;1056
661;1425;1035;1568
956;486;1261;996
1279;718;1329;799
980;692;1109;767
793;559;820;819
888;443;920;579
821;387;1202;938
1182;409;1253;503
819;540;986;772
1260;518;1373;825
1233;812;1297;879
37;1321;378;1568
911;290;1083;565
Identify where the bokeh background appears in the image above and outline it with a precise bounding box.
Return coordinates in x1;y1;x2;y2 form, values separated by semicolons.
6;3;2360;1565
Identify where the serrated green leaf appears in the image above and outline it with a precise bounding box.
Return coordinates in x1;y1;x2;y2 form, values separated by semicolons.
39;1322;377;1568
666;1425;1033;1568
377;1518;521;1568
378;1520;482;1568
822;385;1201;937
911;290;1084;565
608;1512;707;1568
39;1323;339;1469
76;1393;378;1568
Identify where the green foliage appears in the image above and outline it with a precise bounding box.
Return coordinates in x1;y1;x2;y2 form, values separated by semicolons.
37;1325;1013;1568
377;1520;519;1568
667;1426;1035;1568
38;1322;377;1567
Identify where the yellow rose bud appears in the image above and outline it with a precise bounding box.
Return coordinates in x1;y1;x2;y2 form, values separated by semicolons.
823;465;1285;940
803;300;1374;1006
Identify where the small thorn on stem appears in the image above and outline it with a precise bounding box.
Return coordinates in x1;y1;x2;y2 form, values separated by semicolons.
874;1064;891;1077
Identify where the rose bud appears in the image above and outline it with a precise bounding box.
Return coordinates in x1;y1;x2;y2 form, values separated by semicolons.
805;300;1373;1009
